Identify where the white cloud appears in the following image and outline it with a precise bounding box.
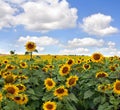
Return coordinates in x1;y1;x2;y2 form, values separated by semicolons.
107;41;115;48
59;48;90;55
18;36;59;46
0;1;16;29
67;37;104;48
13;0;78;32
80;13;118;36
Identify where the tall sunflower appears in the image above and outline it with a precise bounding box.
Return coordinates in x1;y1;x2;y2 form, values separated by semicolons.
91;52;104;62
96;71;108;78
66;76;78;88
44;78;56;91
113;80;120;94
43;101;57;110
54;86;68;99
59;64;70;76
25;41;36;52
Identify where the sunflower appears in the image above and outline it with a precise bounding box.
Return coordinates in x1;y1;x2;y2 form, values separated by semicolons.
66;76;78;88
113;80;120;94
20;62;28;68
66;59;74;66
43;101;57;110
0;93;3;101
4;74;16;84
5;64;15;71
91;52;104;62
98;84;106;92
59;64;70;76
16;84;26;92
96;71;108;78
4;84;19;96
83;63;90;70
109;66;116;71
25;41;36;52
3;59;9;64
54;86;68;99
19;94;28;105
13;94;22;104
1;71;12;78
44;78;56;91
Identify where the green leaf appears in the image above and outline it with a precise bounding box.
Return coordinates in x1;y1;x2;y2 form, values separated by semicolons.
27;89;35;95
34;49;38;53
84;90;94;99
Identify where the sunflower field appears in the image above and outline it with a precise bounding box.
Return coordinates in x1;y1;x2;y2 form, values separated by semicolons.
0;42;120;110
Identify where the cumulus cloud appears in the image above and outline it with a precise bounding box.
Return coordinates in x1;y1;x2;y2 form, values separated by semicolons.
18;36;59;46
59;48;90;55
13;0;78;32
67;37;104;48
80;13;118;36
0;1;16;29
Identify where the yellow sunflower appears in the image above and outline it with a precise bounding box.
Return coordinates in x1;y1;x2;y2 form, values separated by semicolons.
98;84;106;92
44;78;56;91
1;71;12;78
20;62;28;68
3;59;9;64
13;94;22;104
25;41;36;52
91;52;104;62
4;74;16;84
0;93;3;101
66;59;74;66
16;84;26;92
83;63;90;70
54;86;68;99
5;64;15;71
19;94;28;105
4;84;19;96
113;80;120;94
96;71;108;78
66;76;78;88
59;64;70;76
43;101;57;110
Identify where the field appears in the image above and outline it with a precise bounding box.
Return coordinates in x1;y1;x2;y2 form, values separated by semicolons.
0;53;120;110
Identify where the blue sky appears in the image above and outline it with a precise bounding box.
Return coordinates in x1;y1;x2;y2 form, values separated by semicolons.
0;0;120;56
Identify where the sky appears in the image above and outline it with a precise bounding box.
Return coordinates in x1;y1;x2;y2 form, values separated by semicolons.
0;0;120;56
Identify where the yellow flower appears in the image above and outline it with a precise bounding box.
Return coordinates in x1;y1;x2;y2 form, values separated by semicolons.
91;52;104;62
4;74;16;84
83;63;90;70
16;84;26;92
20;62;28;68
0;93;3;101
43;101;57;110
25;41;36;52
3;59;9;64
54;86;68;99
66;76;78;88
5;64;15;71
44;78;56;91
66;59;74;66
98;84;106;92
113;80;120;94
96;72;108;78
59;64;70;76
4;84;19;96
13;94;28;105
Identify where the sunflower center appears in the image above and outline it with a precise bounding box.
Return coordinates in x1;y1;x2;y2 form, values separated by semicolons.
22;63;25;66
68;60;73;65
93;54;100;60
46;104;53;109
97;73;106;78
84;64;89;69
47;80;53;86
62;67;68;73
7;65;13;70
7;87;15;94
69;78;76;85
5;76;14;83
17;85;23;90
14;96;21;100
115;83;120;90
27;43;34;49
110;66;116;71
56;88;64;94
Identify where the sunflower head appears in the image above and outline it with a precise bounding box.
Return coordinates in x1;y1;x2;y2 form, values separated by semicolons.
16;84;26;92
59;64;70;76
83;63;90;70
91;52;104;62
66;76;78;88
25;41;36;52
43;101;57;110
20;62;28;68
66;59;74;66
54;86;68;99
4;75;16;84
0;93;3;101
96;72;108;78
44;78;56;91
113;80;120;94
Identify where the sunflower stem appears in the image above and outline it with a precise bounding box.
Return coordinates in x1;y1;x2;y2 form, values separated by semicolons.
30;52;32;60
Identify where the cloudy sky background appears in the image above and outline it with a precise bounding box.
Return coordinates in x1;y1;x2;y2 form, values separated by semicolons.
0;0;120;56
